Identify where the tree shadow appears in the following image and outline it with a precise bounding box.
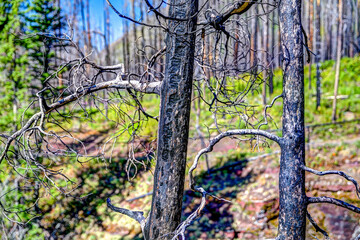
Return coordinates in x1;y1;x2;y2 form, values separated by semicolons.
34;155;152;240
182;158;263;239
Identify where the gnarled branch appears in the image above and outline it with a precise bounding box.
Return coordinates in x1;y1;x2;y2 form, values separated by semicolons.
308;196;360;214
302;165;360;199
189;129;282;189
45;76;161;114
107;198;148;238
306;211;329;240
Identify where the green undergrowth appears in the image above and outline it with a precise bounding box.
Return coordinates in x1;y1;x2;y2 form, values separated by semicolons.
1;57;360;239
53;56;360;145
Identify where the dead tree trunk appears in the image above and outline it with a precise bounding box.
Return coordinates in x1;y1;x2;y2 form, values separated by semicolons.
86;0;92;50
277;0;307;239
308;0;313;90
147;0;199;239
251;5;259;73
269;10;275;95
332;0;343;122
262;4;268;105
315;0;321;110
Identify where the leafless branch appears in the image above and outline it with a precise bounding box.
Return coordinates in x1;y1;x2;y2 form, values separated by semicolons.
107;198;148;237
302;165;360;199
258;94;283;130
306;211;330;240
189;129;282;189
308;196;360;214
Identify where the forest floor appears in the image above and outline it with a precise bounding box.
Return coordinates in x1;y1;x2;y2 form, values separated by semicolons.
87;121;360;240
12;56;360;240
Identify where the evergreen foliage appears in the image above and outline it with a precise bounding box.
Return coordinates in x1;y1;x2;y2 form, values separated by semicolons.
0;0;29;131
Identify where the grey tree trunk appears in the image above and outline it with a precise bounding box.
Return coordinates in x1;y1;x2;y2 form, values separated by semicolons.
308;0;313;90
277;0;307;239
262;4;268;105
251;5;259;74
269;10;275;95
315;0;321;110
332;0;343;122
147;0;199;239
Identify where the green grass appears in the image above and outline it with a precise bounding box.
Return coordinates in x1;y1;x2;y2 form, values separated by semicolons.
2;56;359;240
46;56;360;149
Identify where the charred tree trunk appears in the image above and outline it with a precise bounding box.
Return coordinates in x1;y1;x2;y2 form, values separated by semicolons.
147;0;199;239
308;0;313;90
269;10;275;95
315;0;321;110
251;5;259;74
277;0;307;239
262;5;268;105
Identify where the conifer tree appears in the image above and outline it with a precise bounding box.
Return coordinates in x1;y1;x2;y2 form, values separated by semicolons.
26;0;62;88
0;0;29;131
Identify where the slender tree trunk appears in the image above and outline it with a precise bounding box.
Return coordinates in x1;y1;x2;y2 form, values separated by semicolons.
269;10;275;95
277;0;307;239
86;0;92;50
132;0;140;74
251;5;258;73
308;0;313;90
234;25;239;69
315;0;321;110
147;0;199;239
124;21;130;73
325;0;333;60
262;5;268;105
104;2;110;66
139;0;145;73
332;0;343;122
354;0;359;53
80;0;88;51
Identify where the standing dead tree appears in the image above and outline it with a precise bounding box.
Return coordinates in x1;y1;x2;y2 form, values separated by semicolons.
1;0;358;240
0;0;261;239
184;0;360;239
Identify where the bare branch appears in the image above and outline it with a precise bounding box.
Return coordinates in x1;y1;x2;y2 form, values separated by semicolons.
171;187;207;240
107;198;145;223
45;76;161;114
200;0;258;27
107;198;148;238
308;196;360;214
302;165;360;199
306;211;330;240
258;94;283;130
0;113;42;165
189;129;282;189
106;0;164;29
0;76;161;166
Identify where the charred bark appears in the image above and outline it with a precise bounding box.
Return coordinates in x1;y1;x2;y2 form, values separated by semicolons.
147;0;199;239
277;0;307;239
315;0;321;110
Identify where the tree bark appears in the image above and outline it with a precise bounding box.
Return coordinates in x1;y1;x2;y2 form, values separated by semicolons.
269;10;275;95
147;0;199;239
251;5;259;74
132;0;140;74
277;0;307;239
262;4;268;105
332;0;343;122
308;0;313;90
315;0;321;110
86;0;92;50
